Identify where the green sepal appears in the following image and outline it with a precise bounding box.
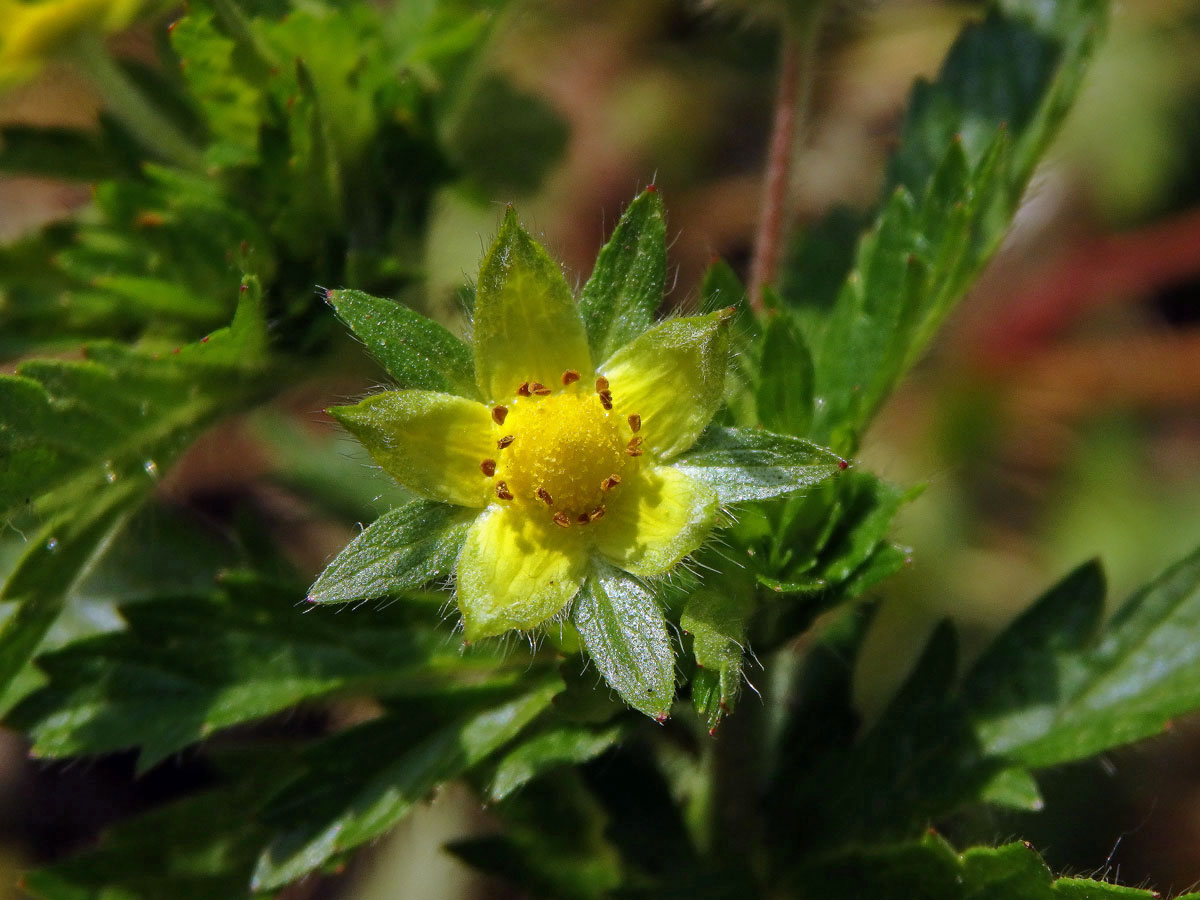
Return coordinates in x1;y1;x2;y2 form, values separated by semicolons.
672;426;845;504
578;186;667;361
325;288;477;397
683;587;752;732
307;500;475;604
573;563;676;720
473;207;592;403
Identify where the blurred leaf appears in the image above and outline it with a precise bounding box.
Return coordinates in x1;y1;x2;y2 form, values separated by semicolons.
579;186;667;363
791;832;1175;899
307;500;474;604
574;564;675;720
967;548;1200;768
673;425;845;504
325;288;478;397
488;724;622;803
444;73;568;194
252;674;562;890
451;771;622;900
8;573;521;770
755;308;813;436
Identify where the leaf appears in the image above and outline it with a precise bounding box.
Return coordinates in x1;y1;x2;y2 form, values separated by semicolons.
450;770;621;900
0;282;270;700
307;500;474;604
251;675;562;890
325;288;477;397
791;832;1176;900
573;563;675;720
7;573;522;770
443;73;569;194
672;425;845;504
488;724;622;803
578;186;667;362
755;309;813;436
967;548;1200;768
792;0;1108;452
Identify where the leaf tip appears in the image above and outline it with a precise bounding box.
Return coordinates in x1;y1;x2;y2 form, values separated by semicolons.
653;711;669;725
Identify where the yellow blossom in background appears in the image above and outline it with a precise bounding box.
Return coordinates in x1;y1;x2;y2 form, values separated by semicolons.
0;0;162;87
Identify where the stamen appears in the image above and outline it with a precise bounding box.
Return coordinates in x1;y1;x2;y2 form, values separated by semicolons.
536;487;554;506
497;434;515;450
595;376;609;392
626;436;644;456
480;459;497;477
627;414;641;432
576;513;590;524
517;381;531;397
561;369;580;385
601;474;621;492
588;505;606;521
553;511;570;528
530;382;552;396
491;405;508;425
598;390;613;410
495;481;514;501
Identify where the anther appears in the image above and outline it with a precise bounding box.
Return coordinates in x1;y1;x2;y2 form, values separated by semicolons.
626;436;644;456
497;435;515;450
595;376;609;393
480;459;497;477
530;382;552;396
517;382;531;397
536;487;554;506
627;414;641;432
561;369;580;385
553;512;570;528
588;505;606;521
495;481;514;501
601;474;621;492
491;405;508;425
598;390;613;410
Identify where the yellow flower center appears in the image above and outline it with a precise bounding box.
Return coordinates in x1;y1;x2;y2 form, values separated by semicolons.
485;374;644;526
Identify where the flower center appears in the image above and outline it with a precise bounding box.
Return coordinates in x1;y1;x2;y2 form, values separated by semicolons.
484;374;644;526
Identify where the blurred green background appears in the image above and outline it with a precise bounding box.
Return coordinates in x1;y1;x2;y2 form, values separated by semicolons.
1;0;1198;896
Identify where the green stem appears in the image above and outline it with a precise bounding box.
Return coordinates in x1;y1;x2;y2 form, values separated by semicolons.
748;7;827;314
74;35;205;172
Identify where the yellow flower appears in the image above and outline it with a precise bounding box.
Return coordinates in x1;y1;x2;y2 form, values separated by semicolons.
0;0;161;87
330;208;730;640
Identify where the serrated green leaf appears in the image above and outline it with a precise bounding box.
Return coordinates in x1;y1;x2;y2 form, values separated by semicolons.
307;500;473;605
325;288;477;396
488;724;622;803
574;563;675;720
672;425;845;504
7;574;524;771
578;186;666;362
756;309;813;435
968;548;1200;768
252;675;562;890
791;833;1175;900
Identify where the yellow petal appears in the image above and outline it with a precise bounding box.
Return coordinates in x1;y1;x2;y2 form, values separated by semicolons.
592;465;719;577
456;505;589;639
598;312;730;461
473;208;592;403
329;390;495;508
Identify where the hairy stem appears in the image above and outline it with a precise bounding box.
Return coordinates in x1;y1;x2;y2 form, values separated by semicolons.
748;9;826;313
